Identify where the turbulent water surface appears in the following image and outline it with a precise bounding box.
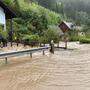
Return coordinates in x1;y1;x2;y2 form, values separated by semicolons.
0;43;90;90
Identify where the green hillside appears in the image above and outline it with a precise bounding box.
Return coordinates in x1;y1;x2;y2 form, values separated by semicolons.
34;0;90;26
2;0;62;45
4;0;62;25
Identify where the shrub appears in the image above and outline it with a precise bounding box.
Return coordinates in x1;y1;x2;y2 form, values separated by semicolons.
0;29;8;39
69;36;79;42
68;30;79;42
22;34;40;46
41;28;60;44
80;38;90;44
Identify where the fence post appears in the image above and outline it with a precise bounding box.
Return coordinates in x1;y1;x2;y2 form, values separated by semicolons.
5;57;8;64
30;52;32;58
43;50;45;55
50;40;54;54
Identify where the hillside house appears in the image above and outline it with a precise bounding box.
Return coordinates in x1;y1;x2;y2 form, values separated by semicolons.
0;1;16;46
59;21;75;33
0;0;16;31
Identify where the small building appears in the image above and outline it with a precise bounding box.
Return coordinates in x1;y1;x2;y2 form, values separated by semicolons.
0;0;16;31
58;21;76;49
59;21;75;33
0;1;16;46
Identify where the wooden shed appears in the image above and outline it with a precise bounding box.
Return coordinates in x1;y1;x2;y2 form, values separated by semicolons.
59;21;75;33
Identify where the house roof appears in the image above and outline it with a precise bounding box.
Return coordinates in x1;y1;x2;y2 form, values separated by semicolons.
59;21;76;32
0;0;16;19
63;21;74;30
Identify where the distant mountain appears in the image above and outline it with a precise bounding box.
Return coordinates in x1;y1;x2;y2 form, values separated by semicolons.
33;0;90;14
33;0;90;25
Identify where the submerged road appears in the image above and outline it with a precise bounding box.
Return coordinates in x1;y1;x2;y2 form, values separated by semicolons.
0;43;90;90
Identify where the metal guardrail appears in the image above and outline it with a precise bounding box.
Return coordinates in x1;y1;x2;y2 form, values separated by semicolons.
0;46;50;64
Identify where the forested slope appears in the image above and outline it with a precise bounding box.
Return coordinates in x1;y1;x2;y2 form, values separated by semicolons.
34;0;90;26
1;0;62;44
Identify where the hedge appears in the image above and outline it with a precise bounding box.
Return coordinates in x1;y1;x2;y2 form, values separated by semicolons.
80;38;90;44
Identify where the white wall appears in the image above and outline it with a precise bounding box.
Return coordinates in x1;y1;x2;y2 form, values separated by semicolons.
0;7;6;31
0;7;6;25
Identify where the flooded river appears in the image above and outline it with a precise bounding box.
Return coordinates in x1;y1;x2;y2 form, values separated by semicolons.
0;43;90;90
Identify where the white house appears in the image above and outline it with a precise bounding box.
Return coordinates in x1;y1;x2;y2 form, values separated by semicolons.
0;0;16;46
0;0;16;31
0;6;6;31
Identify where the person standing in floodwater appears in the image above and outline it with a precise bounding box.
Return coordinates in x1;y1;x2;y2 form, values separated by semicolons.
50;40;54;54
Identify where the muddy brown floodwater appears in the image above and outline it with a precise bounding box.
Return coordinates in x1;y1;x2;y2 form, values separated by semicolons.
0;43;90;90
